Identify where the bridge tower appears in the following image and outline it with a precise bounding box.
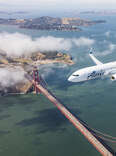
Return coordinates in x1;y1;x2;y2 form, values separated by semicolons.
33;66;40;94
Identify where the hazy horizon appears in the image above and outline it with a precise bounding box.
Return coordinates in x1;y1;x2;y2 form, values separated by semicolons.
0;0;116;17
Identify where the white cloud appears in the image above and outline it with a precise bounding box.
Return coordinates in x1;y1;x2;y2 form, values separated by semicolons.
40;63;68;79
35;36;71;52
0;32;72;57
96;43;116;56
40;64;55;78
105;31;111;37
96;50;112;56
109;43;116;51
0;67;26;89
73;37;95;47
0;32;96;58
0;32;35;57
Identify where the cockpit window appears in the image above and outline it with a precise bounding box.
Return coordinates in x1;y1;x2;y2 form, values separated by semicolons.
73;74;79;77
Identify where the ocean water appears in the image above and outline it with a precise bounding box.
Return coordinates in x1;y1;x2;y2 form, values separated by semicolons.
0;15;116;156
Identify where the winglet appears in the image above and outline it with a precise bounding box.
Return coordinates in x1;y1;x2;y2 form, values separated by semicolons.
89;48;93;54
89;48;103;65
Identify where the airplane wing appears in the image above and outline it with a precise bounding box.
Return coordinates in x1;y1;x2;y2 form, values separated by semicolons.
89;51;103;65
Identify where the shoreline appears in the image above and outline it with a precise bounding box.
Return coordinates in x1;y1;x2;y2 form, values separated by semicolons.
0;16;106;32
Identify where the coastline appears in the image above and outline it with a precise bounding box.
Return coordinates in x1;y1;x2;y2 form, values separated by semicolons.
0;16;106;32
0;51;74;94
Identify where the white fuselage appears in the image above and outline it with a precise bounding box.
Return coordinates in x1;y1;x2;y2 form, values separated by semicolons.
68;61;116;82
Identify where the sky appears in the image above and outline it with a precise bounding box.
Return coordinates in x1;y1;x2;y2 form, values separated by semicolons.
0;0;116;10
0;0;116;16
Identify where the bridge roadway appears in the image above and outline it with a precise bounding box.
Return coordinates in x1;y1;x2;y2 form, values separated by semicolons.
35;84;113;156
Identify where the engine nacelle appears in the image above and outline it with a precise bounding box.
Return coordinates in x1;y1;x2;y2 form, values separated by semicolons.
111;74;116;81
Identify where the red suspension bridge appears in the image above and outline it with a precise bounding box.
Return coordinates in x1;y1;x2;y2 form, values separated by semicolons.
26;67;116;156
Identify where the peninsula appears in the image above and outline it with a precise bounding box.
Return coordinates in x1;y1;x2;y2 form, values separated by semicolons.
0;50;74;95
0;51;74;66
0;16;106;31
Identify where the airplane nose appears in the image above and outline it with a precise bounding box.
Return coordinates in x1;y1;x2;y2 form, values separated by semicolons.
68;76;73;82
68;77;71;81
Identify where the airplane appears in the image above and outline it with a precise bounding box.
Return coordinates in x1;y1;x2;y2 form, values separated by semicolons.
68;50;116;82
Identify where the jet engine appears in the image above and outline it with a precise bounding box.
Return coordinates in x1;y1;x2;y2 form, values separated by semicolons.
111;74;116;81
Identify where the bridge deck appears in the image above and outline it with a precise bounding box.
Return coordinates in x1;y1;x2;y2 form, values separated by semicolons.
36;84;113;156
